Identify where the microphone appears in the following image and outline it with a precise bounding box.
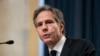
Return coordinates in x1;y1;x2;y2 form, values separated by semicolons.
0;40;14;45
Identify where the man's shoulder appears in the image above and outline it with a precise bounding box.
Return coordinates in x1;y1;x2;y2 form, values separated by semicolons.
61;37;96;56
72;38;89;43
67;38;94;48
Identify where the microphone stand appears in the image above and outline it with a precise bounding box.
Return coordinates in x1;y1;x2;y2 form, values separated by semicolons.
0;40;14;45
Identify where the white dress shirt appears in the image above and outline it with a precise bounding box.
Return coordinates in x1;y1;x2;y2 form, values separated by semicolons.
49;35;66;56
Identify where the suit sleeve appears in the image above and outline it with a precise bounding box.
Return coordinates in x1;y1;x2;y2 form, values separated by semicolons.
83;40;96;56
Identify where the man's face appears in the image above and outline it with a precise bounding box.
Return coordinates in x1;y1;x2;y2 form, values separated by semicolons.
35;10;64;45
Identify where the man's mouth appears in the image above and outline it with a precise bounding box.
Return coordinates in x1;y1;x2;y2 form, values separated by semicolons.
43;34;50;39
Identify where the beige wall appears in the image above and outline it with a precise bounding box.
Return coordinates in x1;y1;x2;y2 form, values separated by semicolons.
0;0;39;56
0;0;29;56
29;0;39;56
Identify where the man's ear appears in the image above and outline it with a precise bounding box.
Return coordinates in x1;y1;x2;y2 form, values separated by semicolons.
60;23;64;33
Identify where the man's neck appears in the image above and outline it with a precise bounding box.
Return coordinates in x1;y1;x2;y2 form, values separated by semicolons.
47;35;63;49
47;41;58;49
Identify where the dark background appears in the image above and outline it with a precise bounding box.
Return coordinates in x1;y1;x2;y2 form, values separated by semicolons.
44;0;100;56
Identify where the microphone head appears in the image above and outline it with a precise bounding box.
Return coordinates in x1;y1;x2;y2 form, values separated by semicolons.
6;40;14;44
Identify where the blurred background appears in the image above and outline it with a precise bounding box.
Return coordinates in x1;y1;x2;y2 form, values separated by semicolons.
0;0;100;56
0;0;38;56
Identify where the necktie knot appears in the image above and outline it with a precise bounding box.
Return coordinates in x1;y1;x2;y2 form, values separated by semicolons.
50;50;57;56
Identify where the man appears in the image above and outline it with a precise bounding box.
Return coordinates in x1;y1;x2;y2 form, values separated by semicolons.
33;5;96;56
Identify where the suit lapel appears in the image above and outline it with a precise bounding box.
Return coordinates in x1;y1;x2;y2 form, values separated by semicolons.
60;38;72;56
45;48;49;56
44;45;50;56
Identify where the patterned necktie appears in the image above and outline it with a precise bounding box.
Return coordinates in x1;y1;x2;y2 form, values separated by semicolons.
50;50;57;56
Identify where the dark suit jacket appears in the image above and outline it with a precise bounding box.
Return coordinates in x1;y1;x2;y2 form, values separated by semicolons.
45;38;96;56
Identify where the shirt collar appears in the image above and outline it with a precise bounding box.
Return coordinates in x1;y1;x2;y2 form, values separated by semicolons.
49;35;66;54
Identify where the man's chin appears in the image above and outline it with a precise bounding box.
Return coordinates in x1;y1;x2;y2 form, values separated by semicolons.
44;39;52;44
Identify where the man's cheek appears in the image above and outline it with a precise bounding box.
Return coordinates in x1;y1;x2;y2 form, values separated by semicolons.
49;26;55;29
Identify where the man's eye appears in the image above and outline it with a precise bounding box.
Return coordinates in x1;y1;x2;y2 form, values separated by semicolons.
37;23;42;27
46;20;53;24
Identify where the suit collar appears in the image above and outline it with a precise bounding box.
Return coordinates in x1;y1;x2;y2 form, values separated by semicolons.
60;38;72;56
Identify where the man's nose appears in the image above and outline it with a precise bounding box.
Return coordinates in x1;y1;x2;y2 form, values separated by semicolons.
42;23;48;32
